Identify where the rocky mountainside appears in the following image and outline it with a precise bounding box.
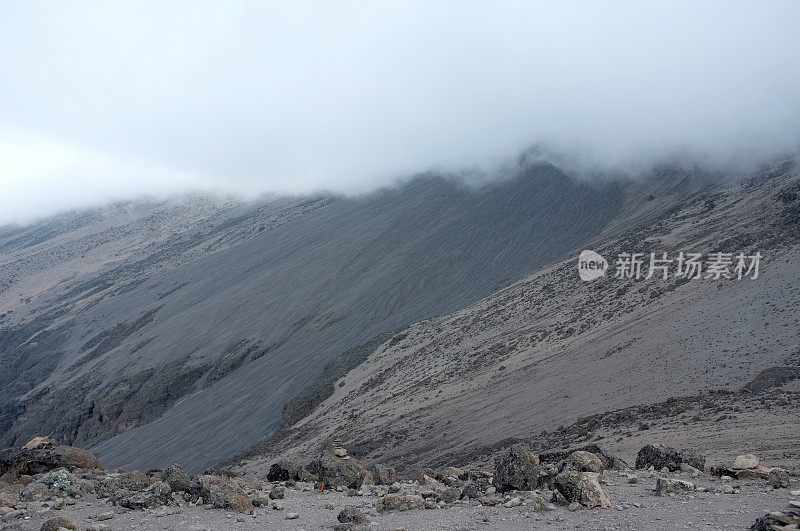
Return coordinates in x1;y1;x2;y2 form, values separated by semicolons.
234;158;800;478
1;158;705;474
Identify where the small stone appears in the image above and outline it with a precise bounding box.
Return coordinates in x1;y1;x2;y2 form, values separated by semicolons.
40;516;77;531
717;484;735;494
286;512;299;519
1;510;25;522
655;478;695;496
503;497;522;508
338;506;370;524
732;454;759;470
485;486;496;495
272;502;285;510
96;511;114;521
768;469;790;489
268;487;285;499
478;494;503;506
567;501;582;511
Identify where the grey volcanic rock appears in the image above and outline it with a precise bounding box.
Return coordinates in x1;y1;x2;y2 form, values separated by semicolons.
307;451;372;489
554;471;611;508
119;481;171;510
267;458;311;482
371;464;397;485
162;463;191;492
635;444;705;472
566;451;605;473
493;444;539;492
0;444;102;476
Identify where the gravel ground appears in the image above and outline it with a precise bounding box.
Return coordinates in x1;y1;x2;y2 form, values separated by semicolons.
7;471;796;530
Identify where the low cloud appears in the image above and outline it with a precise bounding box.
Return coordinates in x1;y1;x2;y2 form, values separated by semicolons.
1;1;799;222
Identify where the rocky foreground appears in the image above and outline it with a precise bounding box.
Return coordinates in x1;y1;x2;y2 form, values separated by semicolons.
0;437;798;530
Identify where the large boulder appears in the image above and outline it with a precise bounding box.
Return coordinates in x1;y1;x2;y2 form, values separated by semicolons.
655;477;695;496
267;458;314;482
371;464;397;485
40;516;77;531
0;444;102;477
374;494;425;512
554;471;611;508
565;451;604;473
93;470;155;500
163;463;191;492
539;444;628;471
494;444;539;492
306;451;372;489
192;474;254;513
635;444;704;472
337;506;370;524
22;469;94;500
732;454;759;470
119;481;171;509
462;477;491;499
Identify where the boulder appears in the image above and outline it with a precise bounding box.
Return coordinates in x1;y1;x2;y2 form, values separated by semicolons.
306;451;372;489
163;463;191;492
23;437;55;450
566;451;604;473
494;444;539;492
23;469;94;500
437;487;462;504
40;516;76;531
554;471;611;508
374;494;425;512
478;494;503;506
635;444;704;472
732;454;759;470
192;474;254;513
93;470;154;500
539;444;628;471
462;477;490;499
267;458;313;482
0;444;102;476
769;469;790;489
371;464;397;485
119;481;171;509
655;477;695;496
338;506;370;524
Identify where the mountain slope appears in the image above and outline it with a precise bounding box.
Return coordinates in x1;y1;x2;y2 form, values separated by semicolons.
235;159;800;477
0;160;694;473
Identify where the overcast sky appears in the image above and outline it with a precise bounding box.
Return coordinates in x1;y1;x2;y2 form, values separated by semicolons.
1;1;799;223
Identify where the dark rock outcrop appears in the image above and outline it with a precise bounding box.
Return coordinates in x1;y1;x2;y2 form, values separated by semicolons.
0;444;102;477
494;444;539;492
635;444;705;472
267;458;314;482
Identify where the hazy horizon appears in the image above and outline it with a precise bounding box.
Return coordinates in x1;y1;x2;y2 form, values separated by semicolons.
2;1;800;223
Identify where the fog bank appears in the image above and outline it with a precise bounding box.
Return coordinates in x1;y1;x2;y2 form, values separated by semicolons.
1;1;799;222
